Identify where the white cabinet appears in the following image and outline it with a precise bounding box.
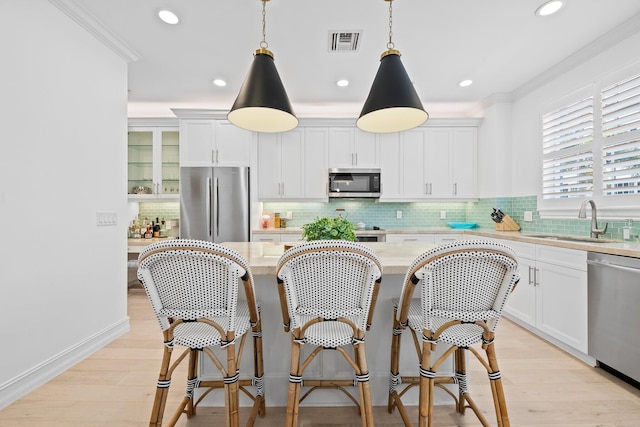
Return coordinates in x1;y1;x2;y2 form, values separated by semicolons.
379;127;477;201
385;233;461;243
450;127;477;199
257;128;328;201
502;241;588;353
128;126;180;200
179;119;251;167
252;233;280;243
328;127;378;168
303;128;329;200
251;232;304;243
433;234;462;244
378;133;402;199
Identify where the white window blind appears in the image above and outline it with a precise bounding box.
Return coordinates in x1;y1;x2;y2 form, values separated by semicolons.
602;73;640;138
541;96;594;199
601;73;640;196
602;138;640;195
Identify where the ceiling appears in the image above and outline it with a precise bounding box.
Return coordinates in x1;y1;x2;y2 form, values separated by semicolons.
75;0;640;119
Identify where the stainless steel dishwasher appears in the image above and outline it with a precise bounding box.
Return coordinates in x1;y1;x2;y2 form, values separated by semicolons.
588;252;640;385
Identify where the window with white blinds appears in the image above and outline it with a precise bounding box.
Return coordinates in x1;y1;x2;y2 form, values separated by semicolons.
541;96;594;199
601;73;640;196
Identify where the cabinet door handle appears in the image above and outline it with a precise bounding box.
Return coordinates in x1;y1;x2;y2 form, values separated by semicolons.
281;182;284;196
534;267;539;286
429;183;433;195
355;152;358;165
216;149;219;163
454;182;457;195
425;183;428;195
212;149;215;164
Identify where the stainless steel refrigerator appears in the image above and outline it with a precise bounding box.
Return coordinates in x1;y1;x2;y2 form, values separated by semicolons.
180;166;250;242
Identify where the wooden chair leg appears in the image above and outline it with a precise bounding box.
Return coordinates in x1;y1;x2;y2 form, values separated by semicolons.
185;349;199;417
286;338;302;427
247;321;267;426
388;308;402;414
418;341;434;427
149;345;173;427
455;347;467;414
225;344;240;427
354;342;374;426
485;342;510;427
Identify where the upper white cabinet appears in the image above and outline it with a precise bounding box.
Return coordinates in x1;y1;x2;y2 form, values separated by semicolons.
450;127;478;199
328;127;378;168
179;119;251;167
128;124;179;200
303;127;330;199
258;130;304;200
257;128;328;201
379;125;478;201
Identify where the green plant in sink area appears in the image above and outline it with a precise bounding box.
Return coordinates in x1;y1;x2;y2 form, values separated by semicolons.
301;216;356;242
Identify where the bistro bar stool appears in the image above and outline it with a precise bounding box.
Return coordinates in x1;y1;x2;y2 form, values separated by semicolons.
388;240;520;427
137;239;265;427
276;240;383;427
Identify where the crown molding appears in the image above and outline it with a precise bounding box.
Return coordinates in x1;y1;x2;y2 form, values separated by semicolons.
48;0;140;62
513;12;640;100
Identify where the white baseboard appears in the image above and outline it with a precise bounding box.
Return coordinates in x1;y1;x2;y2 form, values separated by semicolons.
0;316;130;410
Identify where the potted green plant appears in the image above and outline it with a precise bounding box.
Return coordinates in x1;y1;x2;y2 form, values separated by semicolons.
301;216;356;242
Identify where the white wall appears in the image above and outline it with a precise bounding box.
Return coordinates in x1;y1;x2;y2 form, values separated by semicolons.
0;0;129;407
509;31;640;198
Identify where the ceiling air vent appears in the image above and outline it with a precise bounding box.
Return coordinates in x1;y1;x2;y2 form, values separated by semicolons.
329;31;362;52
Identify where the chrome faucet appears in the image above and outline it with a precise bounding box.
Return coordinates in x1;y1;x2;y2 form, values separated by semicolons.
578;200;608;238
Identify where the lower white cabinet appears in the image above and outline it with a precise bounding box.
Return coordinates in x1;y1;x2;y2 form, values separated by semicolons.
501;240;588;354
385;233;461;243
251;232;304;243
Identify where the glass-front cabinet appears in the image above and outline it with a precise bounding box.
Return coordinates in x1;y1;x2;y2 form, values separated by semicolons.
128;125;179;200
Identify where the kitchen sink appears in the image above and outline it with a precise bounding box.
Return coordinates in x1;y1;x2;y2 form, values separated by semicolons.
522;234;621;244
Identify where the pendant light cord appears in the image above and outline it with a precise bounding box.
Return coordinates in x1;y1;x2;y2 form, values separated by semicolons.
260;0;268;49
387;0;395;50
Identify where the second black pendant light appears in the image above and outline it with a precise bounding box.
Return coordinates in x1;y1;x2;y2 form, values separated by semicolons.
357;0;428;133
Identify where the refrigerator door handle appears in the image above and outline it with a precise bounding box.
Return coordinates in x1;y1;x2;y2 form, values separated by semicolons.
215;177;220;237
207;177;212;237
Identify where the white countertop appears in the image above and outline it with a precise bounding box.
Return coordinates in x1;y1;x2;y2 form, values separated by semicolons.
221;241;435;276
128;230;640;259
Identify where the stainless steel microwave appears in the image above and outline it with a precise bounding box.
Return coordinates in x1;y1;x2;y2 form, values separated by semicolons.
328;168;381;198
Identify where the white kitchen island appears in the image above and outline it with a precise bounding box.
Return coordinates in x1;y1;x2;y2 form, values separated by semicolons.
196;241;459;408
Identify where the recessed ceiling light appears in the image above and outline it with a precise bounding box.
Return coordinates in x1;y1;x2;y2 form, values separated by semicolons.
336;79;349;87
158;9;179;25
213;79;227;87
535;0;564;17
458;79;473;87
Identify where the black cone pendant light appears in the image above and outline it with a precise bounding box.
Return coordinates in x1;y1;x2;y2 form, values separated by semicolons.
357;0;428;133
228;0;297;133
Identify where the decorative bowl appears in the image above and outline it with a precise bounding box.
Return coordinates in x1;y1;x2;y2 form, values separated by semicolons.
447;222;477;229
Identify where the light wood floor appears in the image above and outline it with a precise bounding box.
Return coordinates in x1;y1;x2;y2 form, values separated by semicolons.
2;288;640;426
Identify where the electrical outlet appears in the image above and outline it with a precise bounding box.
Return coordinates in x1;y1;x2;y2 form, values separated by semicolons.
524;211;533;222
96;212;117;226
396;210;402;219
286;211;293;219
440;211;446;219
